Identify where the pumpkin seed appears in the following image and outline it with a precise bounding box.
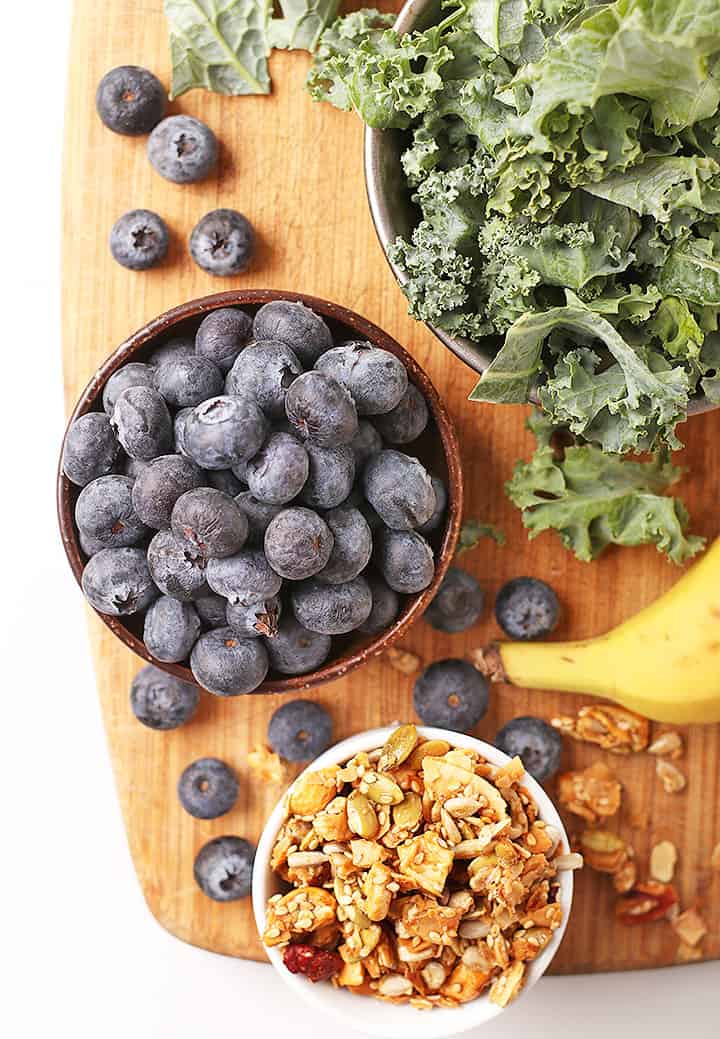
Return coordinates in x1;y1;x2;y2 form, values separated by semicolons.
365;772;404;806
393;791;422;831
347;790;379;838
377;724;418;773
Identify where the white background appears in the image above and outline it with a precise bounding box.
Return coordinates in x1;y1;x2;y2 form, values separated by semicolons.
2;3;718;1037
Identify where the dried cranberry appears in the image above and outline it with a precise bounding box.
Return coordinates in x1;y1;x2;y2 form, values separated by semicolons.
283;943;342;982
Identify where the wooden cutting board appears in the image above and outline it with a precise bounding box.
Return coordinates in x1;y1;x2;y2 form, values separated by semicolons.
63;0;719;972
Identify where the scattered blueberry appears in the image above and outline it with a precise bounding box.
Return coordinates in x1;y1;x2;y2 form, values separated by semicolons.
147;335;195;368
358;573;400;635
225;341;302;418
376;528;435;594
146;529;208;601
82;547;158;615
253;300;332;367
495;578;560;640
62;412;119;487
178;758;239;819
233;492;283;545
130;663;199;730
148;114;218;183
285;371;358;447
110;209;169;271
291;576;372;635
300;442;355;509
183;395;267;471
193;836;255;901
495;716;562;782
315;342;408;415
189;209;255;276
131;455;204;529
111;386;173;460
172;487;248;559
268;700;333;762
196;307;253;373
363;450;436;531
191;626;269;695
245;433;309;505
417;475;447;535
206;548;282;606
413;660;489;732
425;567;484;634
96;66;166;136
75;475;149;549
227;595;281;638
374;382;428;444
153;355;224;408
316;506;372;584
265;617;332;675
264;507;334;581
143;595;201;662
102;363;154;415
350;420;383;469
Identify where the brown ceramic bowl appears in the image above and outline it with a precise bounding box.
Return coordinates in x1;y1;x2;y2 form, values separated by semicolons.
58;289;462;694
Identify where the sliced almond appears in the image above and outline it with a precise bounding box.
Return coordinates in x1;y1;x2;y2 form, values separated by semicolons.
649;840;677;883
656;759;686;794
671;907;707;947
648;731;684;759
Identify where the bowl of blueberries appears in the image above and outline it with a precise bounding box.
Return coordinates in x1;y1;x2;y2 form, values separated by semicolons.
58;290;462;696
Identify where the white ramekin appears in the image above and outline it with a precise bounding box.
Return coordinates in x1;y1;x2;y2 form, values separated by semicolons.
252;726;574;1039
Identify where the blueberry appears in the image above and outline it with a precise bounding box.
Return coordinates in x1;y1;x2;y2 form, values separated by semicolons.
291;576;372;635
373;383;428;444
183;395;267;471
425;567;484;634
148;335;195;368
265;617;332;675
79;530;108;557
495;578;560;640
110;210;169;271
191;627;268;695
147;529;208;601
300;442;355;509
148;114;217;183
122;457;152;480
190;209;255;276
376;528;435;594
363;450;436;531
206;548;282;606
495;717;562;782
102;363;154;415
206;468;245;496
82;547;158;615
131;455;204;529
130;664;199;730
358;573;400;635
62;412;119;487
178;758;239;819
195;592;229;629
173;407;193;458
253;300;332;367
227;595;281;638
96;66;166;135
233;492;283;545
166;487;248;563
143;596;201;662
417;475;447;535
111;386;172;460
268;701;333;762
285;371;358;447
153;355;224;408
193;836;255;901
413;660;489;732
317;506;372;584
245;433;309;505
351;420;383;469
264;508;334;581
196;307;253;373
225;341;303;418
315;342;408;415
75;475;149;549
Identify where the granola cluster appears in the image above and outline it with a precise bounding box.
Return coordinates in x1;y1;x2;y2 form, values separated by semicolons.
261;725;578;1011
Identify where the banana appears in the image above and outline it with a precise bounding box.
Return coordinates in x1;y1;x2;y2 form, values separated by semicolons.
472;538;720;724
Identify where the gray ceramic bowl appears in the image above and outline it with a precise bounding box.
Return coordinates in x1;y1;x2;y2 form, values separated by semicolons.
364;0;717;415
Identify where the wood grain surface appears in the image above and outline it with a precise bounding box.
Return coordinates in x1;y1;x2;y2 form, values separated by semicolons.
63;0;720;971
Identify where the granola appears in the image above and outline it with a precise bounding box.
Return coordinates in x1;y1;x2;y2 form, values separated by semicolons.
261;725;574;1011
385;647;422;675
551;705;649;754
557;762;622;824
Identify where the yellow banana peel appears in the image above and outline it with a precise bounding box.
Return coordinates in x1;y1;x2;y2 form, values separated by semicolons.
473;538;720;724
